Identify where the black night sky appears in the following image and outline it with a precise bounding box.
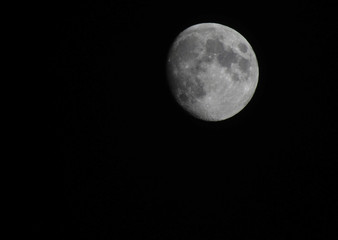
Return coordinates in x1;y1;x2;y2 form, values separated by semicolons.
37;1;337;239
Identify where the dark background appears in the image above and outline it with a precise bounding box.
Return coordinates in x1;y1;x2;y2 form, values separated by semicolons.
38;0;337;239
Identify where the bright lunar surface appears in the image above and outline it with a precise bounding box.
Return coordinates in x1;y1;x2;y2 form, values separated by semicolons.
167;23;259;121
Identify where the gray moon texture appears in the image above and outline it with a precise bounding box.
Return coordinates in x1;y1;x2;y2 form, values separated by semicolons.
167;23;259;121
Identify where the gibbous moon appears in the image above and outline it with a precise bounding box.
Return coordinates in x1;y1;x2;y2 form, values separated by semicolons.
167;23;259;121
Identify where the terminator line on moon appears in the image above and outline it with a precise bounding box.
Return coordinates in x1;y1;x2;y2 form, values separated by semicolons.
167;23;259;121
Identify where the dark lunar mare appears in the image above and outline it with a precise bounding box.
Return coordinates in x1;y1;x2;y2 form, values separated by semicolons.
206;38;225;54
238;42;248;53
238;58;250;73
203;37;240;69
217;49;238;68
201;37;251;82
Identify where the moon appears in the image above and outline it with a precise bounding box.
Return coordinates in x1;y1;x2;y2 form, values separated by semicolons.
167;23;259;121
